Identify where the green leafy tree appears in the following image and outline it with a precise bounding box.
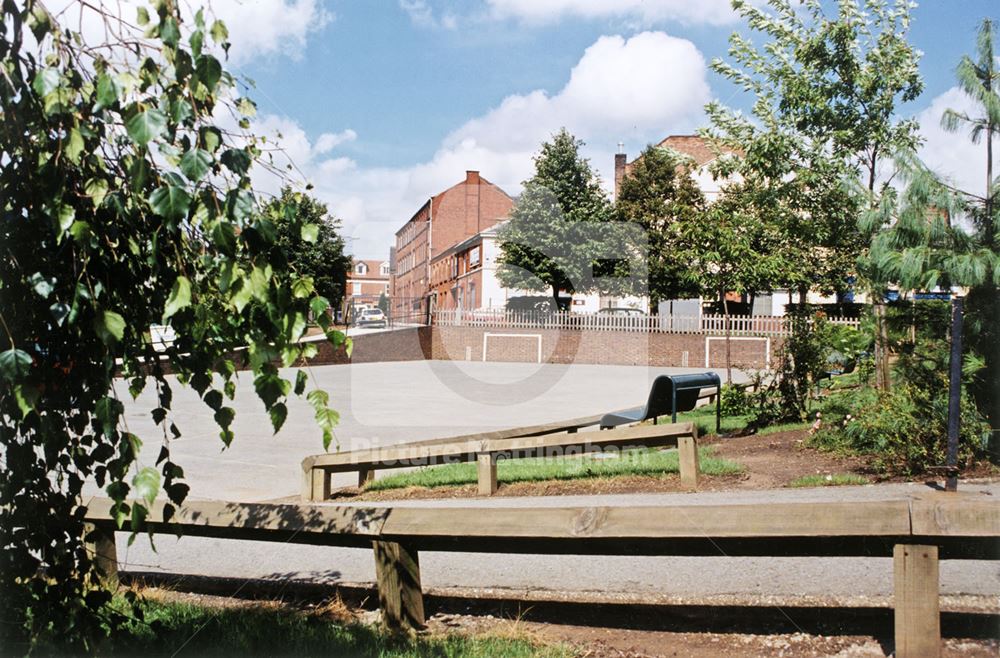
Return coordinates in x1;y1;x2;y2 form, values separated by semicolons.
497;129;631;306
262;187;351;308
708;0;924;389
686;184;789;382
0;1;345;649
614;145;705;309
862;19;1000;455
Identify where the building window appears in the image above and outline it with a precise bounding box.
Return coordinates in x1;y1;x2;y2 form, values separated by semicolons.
380;263;390;276
469;246;480;266
352;282;362;295
356;263;367;275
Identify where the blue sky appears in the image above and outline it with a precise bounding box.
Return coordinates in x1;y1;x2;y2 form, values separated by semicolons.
200;0;998;258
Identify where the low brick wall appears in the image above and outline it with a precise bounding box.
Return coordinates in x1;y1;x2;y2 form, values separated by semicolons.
429;326;780;369
298;325;779;369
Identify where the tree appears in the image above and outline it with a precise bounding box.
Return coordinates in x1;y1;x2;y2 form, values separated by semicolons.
614;145;705;309
0;2;344;649
497;129;631;306
685;184;789;382
862;19;1000;455
709;0;924;390
262;187;351;307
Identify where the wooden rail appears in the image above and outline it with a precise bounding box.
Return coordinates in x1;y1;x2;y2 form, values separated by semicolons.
301;421;699;500
83;493;1000;657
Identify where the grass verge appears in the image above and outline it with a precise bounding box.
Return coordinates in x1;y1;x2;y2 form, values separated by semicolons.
366;446;742;492
99;594;568;657
788;473;870;488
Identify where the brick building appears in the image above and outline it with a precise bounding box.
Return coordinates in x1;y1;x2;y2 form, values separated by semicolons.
346;258;390;298
614;134;733;202
391;171;513;316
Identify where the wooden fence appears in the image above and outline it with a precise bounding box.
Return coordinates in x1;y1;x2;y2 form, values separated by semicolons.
433;309;860;336
84;493;1000;658
301;421;699;500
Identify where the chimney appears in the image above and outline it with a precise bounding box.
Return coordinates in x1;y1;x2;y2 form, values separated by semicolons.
465;170;481;236
614;145;626;200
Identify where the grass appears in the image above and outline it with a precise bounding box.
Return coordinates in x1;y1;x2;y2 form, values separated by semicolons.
97;594;569;657
671;403;811;437
788;473;870;488
366;446;742;492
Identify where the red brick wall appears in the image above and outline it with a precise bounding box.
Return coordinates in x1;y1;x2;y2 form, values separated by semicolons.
177;326;776;374
430;174;512;260
429;326;779;369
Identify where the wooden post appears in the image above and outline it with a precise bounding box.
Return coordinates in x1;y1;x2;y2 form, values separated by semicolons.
84;522;118;586
477;452;497;496
894;544;940;658
358;468;375;488
302;467;330;502
678;435;700;491
372;540;425;631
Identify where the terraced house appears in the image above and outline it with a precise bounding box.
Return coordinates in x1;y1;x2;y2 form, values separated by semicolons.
390;171;513;318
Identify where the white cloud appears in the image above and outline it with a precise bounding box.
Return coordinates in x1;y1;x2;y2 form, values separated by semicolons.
209;0;332;64
247;31;710;258
917;87;994;198
314;129;358;155
45;0;329;66
399;0;457;29
485;0;741;26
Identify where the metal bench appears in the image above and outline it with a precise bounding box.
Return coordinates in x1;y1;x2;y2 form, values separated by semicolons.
600;372;722;434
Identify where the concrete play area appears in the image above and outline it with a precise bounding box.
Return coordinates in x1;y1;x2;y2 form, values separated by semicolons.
116;360;746;501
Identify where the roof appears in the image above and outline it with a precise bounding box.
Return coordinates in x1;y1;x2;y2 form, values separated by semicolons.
349;258;390;281
627;134;733;174
394;172;513;236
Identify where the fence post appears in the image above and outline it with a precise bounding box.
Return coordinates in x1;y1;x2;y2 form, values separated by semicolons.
84;522;118;586
477;452;498;496
302;466;329;502
678;434;700;491
373;540;425;631
893;544;940;658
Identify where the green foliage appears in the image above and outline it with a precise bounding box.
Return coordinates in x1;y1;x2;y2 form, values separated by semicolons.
260;187;351;307
92;593;569;657
706;0;923;300
0;2;346;650
818;384;989;475
497;129;637;302
614;145;705;304
720;384;753;417
861;18;999;447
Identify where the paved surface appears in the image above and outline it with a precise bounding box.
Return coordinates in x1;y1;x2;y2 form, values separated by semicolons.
104;360;998;602
111;361;743;501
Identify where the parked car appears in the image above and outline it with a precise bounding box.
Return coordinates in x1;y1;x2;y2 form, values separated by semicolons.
598;307;646;317
356;308;387;328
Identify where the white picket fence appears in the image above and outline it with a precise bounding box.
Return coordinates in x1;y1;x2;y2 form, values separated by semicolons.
432;309;860;337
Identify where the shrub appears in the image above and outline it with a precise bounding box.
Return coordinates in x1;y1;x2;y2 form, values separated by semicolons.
816;384;989;475
720;383;753;417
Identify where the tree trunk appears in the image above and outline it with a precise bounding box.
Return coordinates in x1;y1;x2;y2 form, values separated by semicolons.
551;284;561;312
874;302;892;392
723;294;732;385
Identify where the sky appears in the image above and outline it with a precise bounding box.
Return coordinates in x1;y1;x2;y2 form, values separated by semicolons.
59;0;1000;258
